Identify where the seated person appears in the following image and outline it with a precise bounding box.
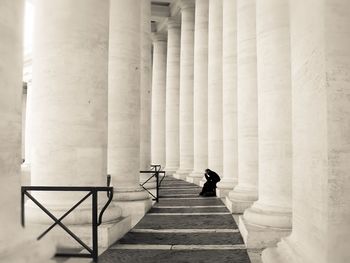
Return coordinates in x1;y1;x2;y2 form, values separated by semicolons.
199;168;221;196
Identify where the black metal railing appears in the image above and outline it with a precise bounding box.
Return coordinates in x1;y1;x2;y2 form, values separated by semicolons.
21;185;114;261
140;164;166;202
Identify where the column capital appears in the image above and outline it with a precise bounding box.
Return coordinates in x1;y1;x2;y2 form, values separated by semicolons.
151;32;167;42
179;0;195;11
167;17;181;29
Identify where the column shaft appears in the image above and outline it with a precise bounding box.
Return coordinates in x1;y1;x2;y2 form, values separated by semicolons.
0;1;54;262
187;0;209;185
226;0;258;213
140;0;152;171
207;0;223;177
174;2;195;180
151;34;167;168
108;0;151;227
263;0;350;262
30;0;123;246
217;0;238;197
140;0;155;189
165;19;181;174
32;0;115;207
239;0;292;249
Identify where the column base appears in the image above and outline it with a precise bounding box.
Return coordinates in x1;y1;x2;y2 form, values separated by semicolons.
238;216;291;249
25;201;127;248
28;216;131;250
164;166;178;176
113;188;152;227
225;186;258;213
186;171;203;185
216;180;236;198
139;174;157;189
262;236;304;263
0;230;55;263
20;162;31;186
173;169;192;180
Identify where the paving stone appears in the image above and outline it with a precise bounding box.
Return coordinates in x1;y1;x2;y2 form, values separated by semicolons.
156;198;224;206
98;176;249;262
149;207;228;213
159;194;201;198
99;249;251;263
134;214;238;229
118;232;244;245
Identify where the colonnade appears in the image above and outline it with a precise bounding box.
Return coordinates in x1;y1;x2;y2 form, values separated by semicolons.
150;0;350;262
1;0;350;262
1;0;153;260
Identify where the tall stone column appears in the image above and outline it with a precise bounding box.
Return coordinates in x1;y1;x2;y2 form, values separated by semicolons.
21;82;31;186
151;34;167;168
207;0;223;180
238;0;292;248
174;1;195;180
263;0;350;262
226;0;258;213
109;0;151;227
0;1;54;261
139;0;156;189
217;0;238;198
21;57;33;185
30;0;124;246
165;18;181;175
140;0;152;172
187;0;209;185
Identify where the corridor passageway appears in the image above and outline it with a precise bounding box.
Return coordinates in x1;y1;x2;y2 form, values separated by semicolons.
98;177;251;263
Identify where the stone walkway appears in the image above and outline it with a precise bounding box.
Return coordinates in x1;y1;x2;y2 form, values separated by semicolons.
98;176;251;263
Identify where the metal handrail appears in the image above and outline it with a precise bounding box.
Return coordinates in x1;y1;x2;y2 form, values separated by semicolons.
140;164;166;202
21;185;114;262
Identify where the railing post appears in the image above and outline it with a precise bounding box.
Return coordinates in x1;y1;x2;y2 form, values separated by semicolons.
21;188;25;227
92;190;98;261
156;171;159;202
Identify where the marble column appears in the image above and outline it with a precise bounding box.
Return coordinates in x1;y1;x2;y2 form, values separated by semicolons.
22;84;26;162
217;0;238;198
174;1;195;180
151;34;167;168
139;0;156;189
21;79;32;184
207;0;223;181
165;18;181;175
0;1;54;261
109;0;151;227
226;0;258;213
30;0;125;247
238;0;292;248
187;0;209;185
263;0;350;262
140;0;152;172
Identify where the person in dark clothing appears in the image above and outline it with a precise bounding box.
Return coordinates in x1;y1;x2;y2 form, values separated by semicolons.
199;169;221;196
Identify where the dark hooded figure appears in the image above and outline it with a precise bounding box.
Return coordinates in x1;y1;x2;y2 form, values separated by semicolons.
199;169;221;196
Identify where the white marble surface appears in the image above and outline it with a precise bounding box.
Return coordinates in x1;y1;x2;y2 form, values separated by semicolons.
140;0;152;171
0;1;54;262
241;0;292;248
175;3;195;177
263;0;350;262
189;0;209;181
108;0;142;190
151;33;167;167
207;0;223;177
108;0;150;225
165;18;181;174
30;0;122;224
217;0;238;197
227;0;258;213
